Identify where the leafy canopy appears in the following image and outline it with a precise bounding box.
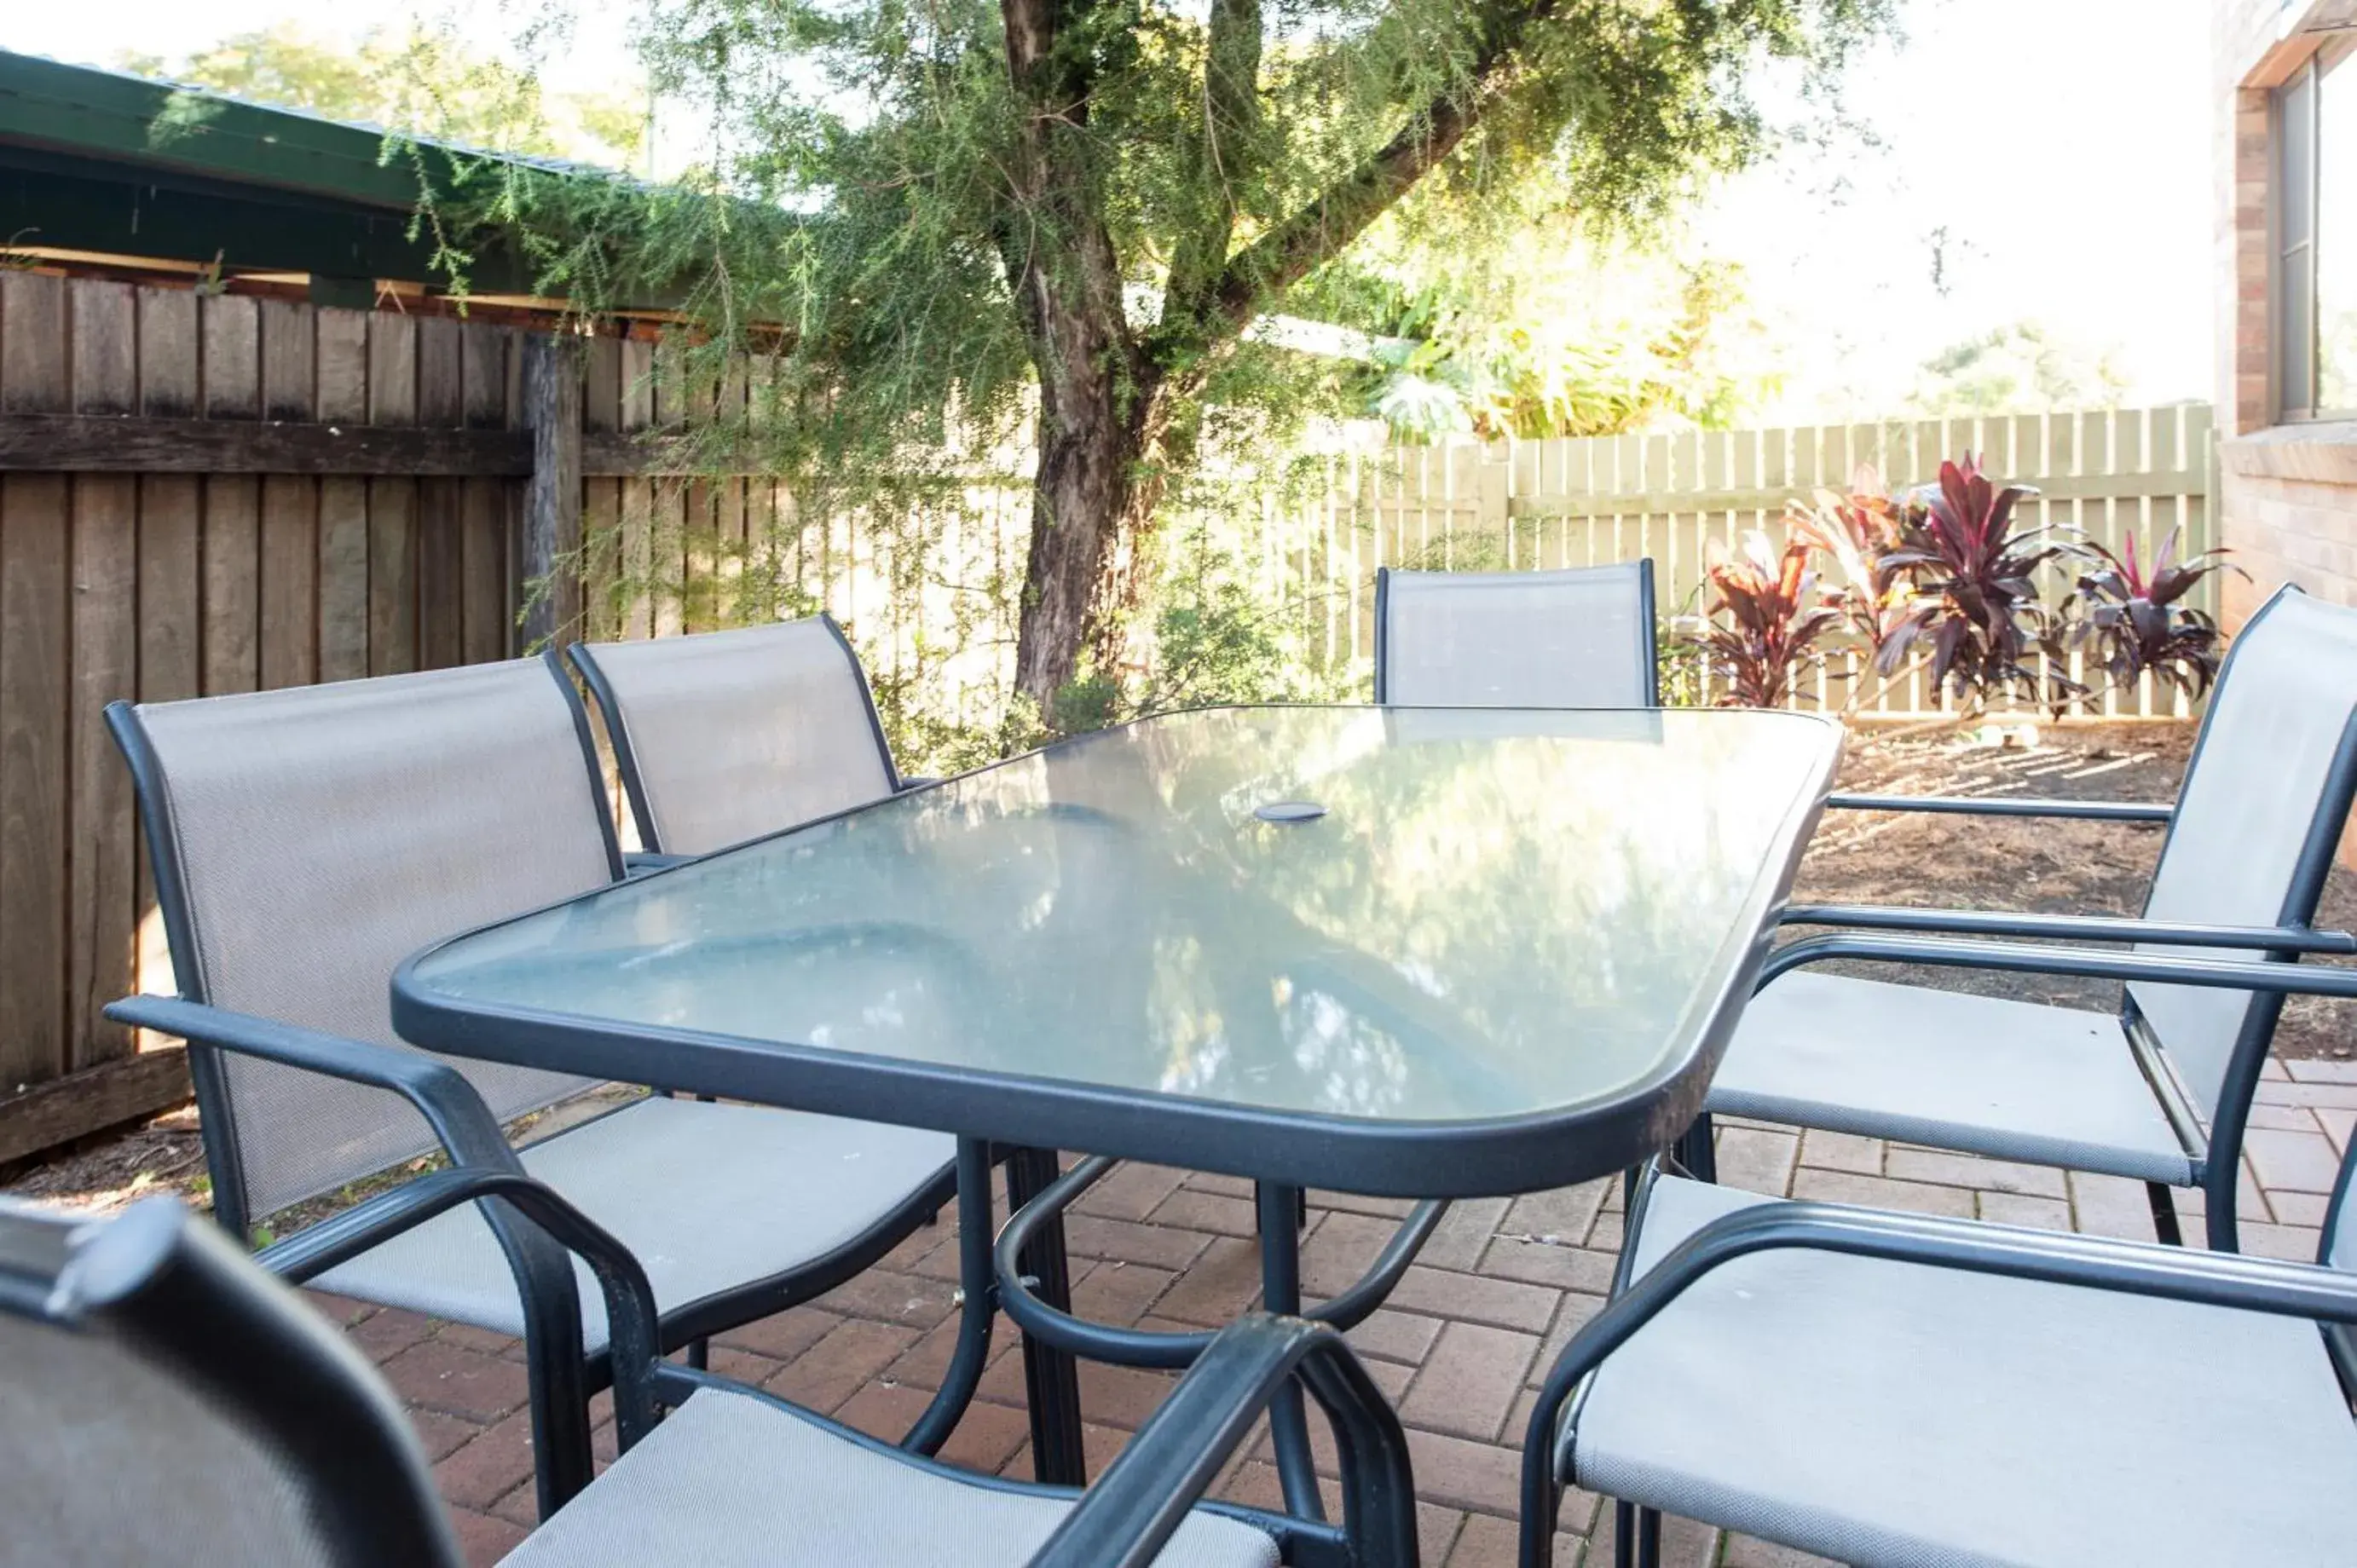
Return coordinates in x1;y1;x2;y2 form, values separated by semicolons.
478;0;1892;489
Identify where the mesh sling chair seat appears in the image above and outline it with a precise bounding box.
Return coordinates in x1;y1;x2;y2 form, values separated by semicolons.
1698;585;2357;1250
101;656;978;1518
0;1190;1421;1568
1514;943;2357;1568
1372;560;1659;707
569;615;916;858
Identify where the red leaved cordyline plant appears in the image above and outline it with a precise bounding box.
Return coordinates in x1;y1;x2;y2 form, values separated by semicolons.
1784;463;1914;656
1697;530;1844;708
2065;527;2246;699
1878;453;2084;709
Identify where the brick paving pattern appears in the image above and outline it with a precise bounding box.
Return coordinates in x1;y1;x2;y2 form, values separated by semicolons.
313;1055;2357;1566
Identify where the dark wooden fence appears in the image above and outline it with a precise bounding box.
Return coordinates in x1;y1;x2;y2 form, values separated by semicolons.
0;270;718;1162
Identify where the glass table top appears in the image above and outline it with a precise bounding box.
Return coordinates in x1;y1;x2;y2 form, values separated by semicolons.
401;706;1841;1145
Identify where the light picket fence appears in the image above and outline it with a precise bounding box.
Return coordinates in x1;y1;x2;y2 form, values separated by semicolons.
1265;405;2218;719
737;404;2218;729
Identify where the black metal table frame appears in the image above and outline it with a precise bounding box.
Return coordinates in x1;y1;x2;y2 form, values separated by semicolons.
390;706;1843;1502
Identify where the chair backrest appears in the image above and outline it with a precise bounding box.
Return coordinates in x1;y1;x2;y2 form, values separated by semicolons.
1373;561;1658;707
2131;586;2357;1124
111;657;621;1231
570;616;902;856
0;1196;458;1567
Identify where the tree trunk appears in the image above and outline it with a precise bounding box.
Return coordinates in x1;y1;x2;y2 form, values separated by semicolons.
1012;378;1147;711
998;0;1159;718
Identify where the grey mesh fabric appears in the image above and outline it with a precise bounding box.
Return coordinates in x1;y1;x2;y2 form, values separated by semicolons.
1564;1175;2357;1568
500;1384;1281;1568
2129;590;2357;1118
578;619;897;855
1378;563;1653;707
135;660;615;1218
1706;971;2196;1183
313;1097;953;1350
0;1292;338;1567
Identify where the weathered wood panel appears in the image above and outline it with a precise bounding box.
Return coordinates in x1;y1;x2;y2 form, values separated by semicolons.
0;279;550;1156
66;283;140;1071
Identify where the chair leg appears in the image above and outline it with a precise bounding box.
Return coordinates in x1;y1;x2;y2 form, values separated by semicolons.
2146;1182;2184;1247
517;1306;593;1519
1613;1502;1636;1568
1636;1507;1661;1568
1675;1114;1717;1183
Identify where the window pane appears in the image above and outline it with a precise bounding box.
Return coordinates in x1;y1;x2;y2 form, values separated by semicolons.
2321;50;2355;411
2285;250;2318;411
2285;66;2317;250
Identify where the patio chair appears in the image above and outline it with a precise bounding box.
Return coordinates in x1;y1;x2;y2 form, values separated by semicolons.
0;1188;1418;1568
1517;936;2357;1568
1689;584;2357;1249
1373;560;1658;706
101;656;983;1520
569;615;917;858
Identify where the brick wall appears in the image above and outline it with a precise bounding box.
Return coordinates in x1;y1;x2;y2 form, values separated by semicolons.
2214;0;2357;625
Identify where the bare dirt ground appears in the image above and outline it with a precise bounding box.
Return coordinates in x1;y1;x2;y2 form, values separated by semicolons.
1797;718;2357;1062
14;718;2353;1218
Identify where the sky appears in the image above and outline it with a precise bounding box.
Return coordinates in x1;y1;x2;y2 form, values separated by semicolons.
1;0;2216;418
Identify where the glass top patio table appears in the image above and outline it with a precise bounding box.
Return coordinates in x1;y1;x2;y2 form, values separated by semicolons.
392;705;1842;1198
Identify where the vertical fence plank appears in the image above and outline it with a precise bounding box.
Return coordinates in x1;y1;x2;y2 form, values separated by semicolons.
66;281;139;1068
416;319;465;670
199;296;262;697
0;271;70;1088
459;324;511;665
131;288;199;1022
367;314;419;674
315;308;371;683
258;300;318;692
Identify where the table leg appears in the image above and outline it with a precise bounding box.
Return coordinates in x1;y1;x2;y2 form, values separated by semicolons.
1256;1180;1327;1521
1005;1145;1088;1486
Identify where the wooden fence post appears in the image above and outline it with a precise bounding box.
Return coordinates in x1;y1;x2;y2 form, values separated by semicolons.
521;333;582;652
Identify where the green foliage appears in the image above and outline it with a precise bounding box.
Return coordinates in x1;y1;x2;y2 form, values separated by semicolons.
1907;320;2129;417
119;24;647;168
427;0;1892;717
1328;226;1779;442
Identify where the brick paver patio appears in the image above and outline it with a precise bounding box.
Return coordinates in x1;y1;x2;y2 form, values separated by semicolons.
312;1054;2357;1567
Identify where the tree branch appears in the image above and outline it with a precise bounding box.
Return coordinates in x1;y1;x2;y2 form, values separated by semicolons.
1158;0;1264;338
1164;0;1562;357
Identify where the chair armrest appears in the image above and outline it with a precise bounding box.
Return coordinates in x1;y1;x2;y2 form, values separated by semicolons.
1523;1198;2357;1521
622;851;693;875
1779;906;2357;955
1565;1201;2357;1389
102;994;520;1172
1826;792;2173;822
263;1165;666;1450
1757;932;2357;998
1030;1315;1416;1568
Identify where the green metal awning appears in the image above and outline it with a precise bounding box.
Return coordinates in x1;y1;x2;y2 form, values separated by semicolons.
0;49;609;293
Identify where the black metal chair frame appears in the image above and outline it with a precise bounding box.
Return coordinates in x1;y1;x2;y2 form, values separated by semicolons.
4;1188;1421;1568
101;652;990;1522
1681;585;2357;1251
1557;940;2357;1568
1372;558;1661;706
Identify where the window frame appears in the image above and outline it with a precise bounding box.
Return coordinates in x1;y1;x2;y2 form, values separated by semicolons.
2276;39;2356;423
